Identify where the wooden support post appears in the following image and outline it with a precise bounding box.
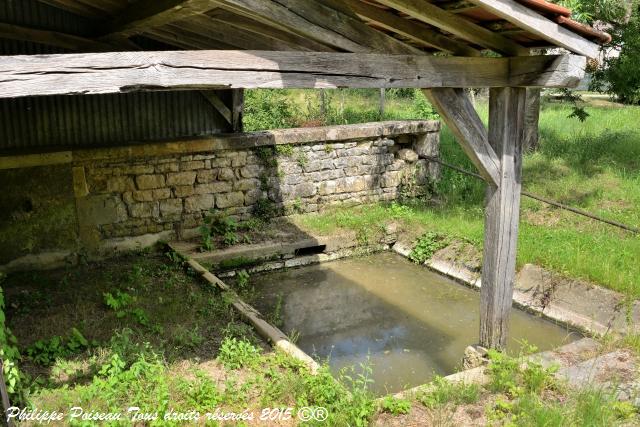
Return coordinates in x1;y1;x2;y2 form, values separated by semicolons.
479;87;526;349
231;89;245;133
523;88;541;151
379;88;386;119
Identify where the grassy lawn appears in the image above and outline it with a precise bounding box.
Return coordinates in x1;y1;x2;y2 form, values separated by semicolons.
271;90;640;297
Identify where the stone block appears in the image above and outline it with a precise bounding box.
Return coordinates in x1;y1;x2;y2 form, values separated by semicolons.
195;181;232;194
107;176;135;193
234;178;261;192
413;132;440;158
129;202;159;219
130;188;171;202
166;171;197;186
216;191;245;208
397;148;419;163
228;152;247;167
279;162;303;175
245;189;263;205
284;182;316;199
181;160;205;171
197;169;217;183
381;171;403;188
240;164;263;178
136;174;165;190
304;159;334;173
185;194;215;212
218;168;235;181
173;185;195;197
155;162;179;173
159;198;183;217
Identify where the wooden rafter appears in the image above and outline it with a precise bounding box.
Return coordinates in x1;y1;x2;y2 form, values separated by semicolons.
206;9;334;51
374;0;529;55
344;0;480;56
466;0;600;57
0;50;585;99
264;0;420;54
101;0;215;38
210;0;377;52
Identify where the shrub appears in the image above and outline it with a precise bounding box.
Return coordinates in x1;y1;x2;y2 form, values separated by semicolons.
244;89;300;131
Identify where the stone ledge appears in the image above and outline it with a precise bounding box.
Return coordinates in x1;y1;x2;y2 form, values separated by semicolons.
0;121;439;169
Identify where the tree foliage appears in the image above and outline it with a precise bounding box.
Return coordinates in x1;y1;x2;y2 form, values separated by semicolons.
557;0;640;104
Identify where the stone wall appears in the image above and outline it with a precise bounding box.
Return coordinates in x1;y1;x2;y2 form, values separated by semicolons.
0;120;439;270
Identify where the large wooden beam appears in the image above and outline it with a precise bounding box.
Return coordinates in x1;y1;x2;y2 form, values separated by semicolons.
0;51;585;99
480;87;526;349
425;88;501;186
374;0;529;55
343;0;481;56
466;0;600;57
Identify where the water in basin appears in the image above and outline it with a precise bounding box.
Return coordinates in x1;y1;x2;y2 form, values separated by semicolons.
254;251;579;394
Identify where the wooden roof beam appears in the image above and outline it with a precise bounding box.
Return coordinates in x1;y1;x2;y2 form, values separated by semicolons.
343;0;480;56
466;0;600;57
373;0;529;55
206;9;334;51
102;0;216;38
0;50;586;99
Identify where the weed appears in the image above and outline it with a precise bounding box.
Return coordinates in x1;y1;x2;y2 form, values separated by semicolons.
26;328;91;366
296;152;308;168
409;232;448;264
275;144;294;157
418;376;480;408
236;270;250;289
103;290;135;318
253;198;278;222
268;294;284;328
380;395;412;415
217;337;261;369
178;371;221;411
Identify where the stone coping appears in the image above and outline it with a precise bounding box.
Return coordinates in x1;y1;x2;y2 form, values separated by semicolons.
0;120;439;170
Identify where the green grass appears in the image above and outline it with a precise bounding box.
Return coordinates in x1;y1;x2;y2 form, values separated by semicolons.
291;96;640;297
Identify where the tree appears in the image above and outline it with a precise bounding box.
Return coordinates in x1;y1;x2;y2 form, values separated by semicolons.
590;3;640;104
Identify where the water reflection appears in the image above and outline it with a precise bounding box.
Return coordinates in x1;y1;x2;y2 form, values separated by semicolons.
255;252;579;394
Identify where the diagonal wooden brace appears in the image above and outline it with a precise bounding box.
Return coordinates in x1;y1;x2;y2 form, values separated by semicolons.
424;88;501;187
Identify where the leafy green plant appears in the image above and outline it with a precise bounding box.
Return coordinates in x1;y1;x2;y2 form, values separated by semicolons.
275;144;294;157
0;275;24;401
217;337;261;369
200;210;241;249
103;290;135;318
380;395;411;415
244;89;300;131
26;328;91;366
409;232;448;264
236;270;250;289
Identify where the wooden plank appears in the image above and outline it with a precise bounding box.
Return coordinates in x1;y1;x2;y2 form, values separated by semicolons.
206;9;334;51
466;0;600;57
211;0;370;52
200;91;233;123
102;0;215;38
0;51;585;99
480;86;526;349
37;0;106;18
374;0;529;55
425;88;501;186
266;0;420;54
344;0;481;56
